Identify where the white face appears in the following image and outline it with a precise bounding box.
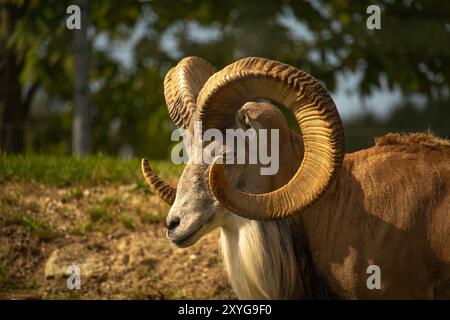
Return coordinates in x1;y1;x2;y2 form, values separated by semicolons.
166;162;229;247
165;159;274;247
165;102;297;247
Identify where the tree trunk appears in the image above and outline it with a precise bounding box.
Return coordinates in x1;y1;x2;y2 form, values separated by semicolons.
0;3;29;154
72;0;91;156
1;63;26;153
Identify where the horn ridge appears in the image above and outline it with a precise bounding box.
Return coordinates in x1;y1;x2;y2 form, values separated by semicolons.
196;57;344;220
141;159;176;205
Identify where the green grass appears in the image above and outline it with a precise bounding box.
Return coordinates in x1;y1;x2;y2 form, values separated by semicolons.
20;216;59;241
0;153;183;186
120;216;135;229
61;188;83;202
99;196;120;207
85;202;136;233
87;207;111;223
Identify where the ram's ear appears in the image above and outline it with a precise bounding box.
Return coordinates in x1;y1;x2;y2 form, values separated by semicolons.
235;107;265;131
235;109;254;130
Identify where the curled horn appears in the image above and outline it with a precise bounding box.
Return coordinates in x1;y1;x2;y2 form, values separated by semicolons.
165;56;216;130
196;57;345;220
142;57;215;204
141;159;176;204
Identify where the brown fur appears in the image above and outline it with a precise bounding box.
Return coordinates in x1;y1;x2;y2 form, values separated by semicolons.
166;102;450;299
219;122;450;299
374;132;450;148
302;132;450;298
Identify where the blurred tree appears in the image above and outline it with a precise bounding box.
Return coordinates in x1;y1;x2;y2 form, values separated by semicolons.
0;0;74;153
345;97;450;152
0;1;37;153
0;0;141;155
72;0;91;155
0;0;448;157
151;0;450;97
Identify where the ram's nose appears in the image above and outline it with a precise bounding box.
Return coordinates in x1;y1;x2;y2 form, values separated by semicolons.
167;216;180;232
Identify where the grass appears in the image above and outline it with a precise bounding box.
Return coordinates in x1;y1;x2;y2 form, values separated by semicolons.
87;207;111;223
99;196;120;207
44;292;82;300
0;153;183;186
0;155;233;300
85;206;113;233
70;223;89;236
0;194;59;240
1;194;18;207
61;188;83;202
85;198;138;233
0;263;11;288
140;210;166;224
0;154;175;235
19;216;59;241
120;216;135;229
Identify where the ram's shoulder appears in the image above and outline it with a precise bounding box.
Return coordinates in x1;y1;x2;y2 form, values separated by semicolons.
373;132;450;149
343;132;450;169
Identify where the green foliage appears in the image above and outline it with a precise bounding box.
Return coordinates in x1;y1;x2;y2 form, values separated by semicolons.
1;0;448;156
151;0;449;96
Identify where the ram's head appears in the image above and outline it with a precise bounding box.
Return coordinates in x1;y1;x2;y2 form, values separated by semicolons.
142;57;344;247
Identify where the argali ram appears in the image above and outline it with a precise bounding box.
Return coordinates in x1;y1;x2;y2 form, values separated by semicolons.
141;56;450;299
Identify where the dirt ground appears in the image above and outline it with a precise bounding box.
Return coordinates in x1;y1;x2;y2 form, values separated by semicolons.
0;182;235;299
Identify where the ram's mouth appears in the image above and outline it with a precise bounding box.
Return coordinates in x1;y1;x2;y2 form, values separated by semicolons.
168;224;204;248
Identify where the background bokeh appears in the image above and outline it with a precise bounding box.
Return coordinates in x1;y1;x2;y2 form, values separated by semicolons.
1;0;449;158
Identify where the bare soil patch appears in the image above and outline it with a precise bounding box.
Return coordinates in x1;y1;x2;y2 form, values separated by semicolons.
0;182;235;299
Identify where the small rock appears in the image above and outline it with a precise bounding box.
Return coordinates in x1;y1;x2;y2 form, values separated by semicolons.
189;254;197;260
44;249;60;279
